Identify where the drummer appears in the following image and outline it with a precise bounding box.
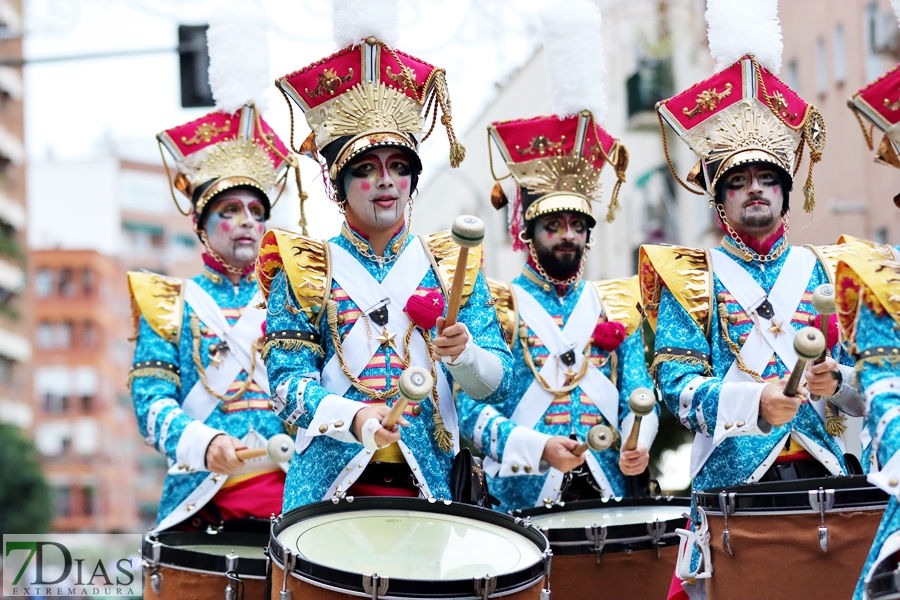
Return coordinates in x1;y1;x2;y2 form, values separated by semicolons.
129;5;294;532
258;9;512;511
457;0;657;511
639;6;864;598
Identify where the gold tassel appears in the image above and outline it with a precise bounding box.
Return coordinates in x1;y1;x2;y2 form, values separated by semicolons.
435;70;466;168
802;158;817;213
296;164;309;236
824;400;847;437
433;409;454;453
802;108;826;213
261;338;324;360
126;368;181;391
605;143;629;223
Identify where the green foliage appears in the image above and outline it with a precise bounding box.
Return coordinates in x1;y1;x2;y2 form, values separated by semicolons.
0;423;52;536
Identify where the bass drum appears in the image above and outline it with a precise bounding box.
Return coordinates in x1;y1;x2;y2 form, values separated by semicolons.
143;520;270;600
269;496;551;599
694;475;887;600
516;496;689;600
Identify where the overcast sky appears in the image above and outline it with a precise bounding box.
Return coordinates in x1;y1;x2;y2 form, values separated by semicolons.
22;0;544;238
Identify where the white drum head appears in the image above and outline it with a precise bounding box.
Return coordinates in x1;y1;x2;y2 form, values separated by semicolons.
277;509;543;580
528;505;686;530
178;545;265;558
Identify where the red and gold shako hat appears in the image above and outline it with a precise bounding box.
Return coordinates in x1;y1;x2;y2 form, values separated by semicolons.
488;112;626;229
657;55;826;211
848;62;900;170
158;103;290;218
276;37;464;180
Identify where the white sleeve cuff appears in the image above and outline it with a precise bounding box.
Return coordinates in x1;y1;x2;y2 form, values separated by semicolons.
620;410;660;451
444;324;504;399
868;449;900;499
499;426;551;477
713;382;765;445
175;420;224;473
307;394;367;444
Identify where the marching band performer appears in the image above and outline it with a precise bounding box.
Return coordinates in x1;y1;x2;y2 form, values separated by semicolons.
835;258;900;600
457;0;657;512
258;1;512;511
639;1;863;595
129;1;294;531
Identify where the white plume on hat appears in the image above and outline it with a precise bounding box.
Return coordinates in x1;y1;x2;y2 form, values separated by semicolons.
207;0;271;114
539;0;607;123
892;0;900;23
332;0;400;49
706;0;782;74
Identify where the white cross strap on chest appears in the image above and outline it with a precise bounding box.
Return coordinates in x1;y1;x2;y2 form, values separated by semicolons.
509;284;621;430
180;281;269;422
321;239;458;451
710;247;817;384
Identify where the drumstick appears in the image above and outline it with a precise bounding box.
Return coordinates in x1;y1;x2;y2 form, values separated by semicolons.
623;387;656;452
443;216;485;327
758;327;825;433
382;366;433;428
573;424;615;456
809;284;835;402
234;434;294;462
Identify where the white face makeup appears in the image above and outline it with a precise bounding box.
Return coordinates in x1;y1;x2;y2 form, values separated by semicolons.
720;164;782;236
342;147;413;236
203;188;267;270
531;211;589;278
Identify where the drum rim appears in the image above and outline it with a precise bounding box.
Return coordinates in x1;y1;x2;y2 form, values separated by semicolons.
694;475;889;514
142;530;269;578
513;496;690;554
269;497;550;597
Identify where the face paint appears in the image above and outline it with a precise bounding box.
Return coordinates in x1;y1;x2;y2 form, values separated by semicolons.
721;164;781;234
203;188;267;269
531;212;589;278
342;147;413;234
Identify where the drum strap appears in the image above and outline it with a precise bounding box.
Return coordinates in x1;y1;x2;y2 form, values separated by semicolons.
510;284;620;430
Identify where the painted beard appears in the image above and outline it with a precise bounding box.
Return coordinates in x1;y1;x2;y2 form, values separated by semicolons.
534;240;584;279
737;202;777;230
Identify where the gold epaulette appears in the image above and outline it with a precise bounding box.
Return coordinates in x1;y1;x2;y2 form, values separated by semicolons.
835;256;900;349
638;245;712;335
421;230;483;306
591;276;642;336
127;271;185;345
805;236;899;282
487;278;518;349
257;229;331;327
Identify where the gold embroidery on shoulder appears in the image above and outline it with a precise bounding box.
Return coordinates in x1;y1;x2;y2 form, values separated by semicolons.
421;230;483;305
591;275;642;336
487;278;518;349
257;229;331;327
639;245;711;336
127;271;185;345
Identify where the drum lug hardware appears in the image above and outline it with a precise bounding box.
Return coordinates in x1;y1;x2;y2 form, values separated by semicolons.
149;571;163;596
363;573;389;600
474;574;497;600
647;520;665;558
808;487;835;553
145;541;162;596
585;525;608;562
224;553;243;600
540;550;553;600
279;549;295;600
718;491;735;556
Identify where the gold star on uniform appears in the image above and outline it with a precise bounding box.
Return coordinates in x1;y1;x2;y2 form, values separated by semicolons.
767;319;785;338
376;327;397;350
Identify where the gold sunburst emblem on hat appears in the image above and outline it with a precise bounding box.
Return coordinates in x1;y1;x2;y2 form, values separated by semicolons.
510;154;602;201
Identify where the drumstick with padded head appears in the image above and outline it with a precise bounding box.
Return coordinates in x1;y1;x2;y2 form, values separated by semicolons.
623;387;656;452
757;327;826;433
443;215;485;328
234;434;294;462
809;284;835;402
382;366;433;428
572;424;615;456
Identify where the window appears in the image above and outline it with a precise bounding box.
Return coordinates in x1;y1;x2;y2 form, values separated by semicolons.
58;268;75;297
43;392;64;413
82;321;96;348
80;394;92;412
81;268;94;295
834;24;846;85
875;227;889;245
785;59;801;93
53;485;72;518
815;38;828;96
58;321;72;349
865;2;883;82
0;355;13;385
36;321;54;349
34;268;53;298
82;487;95;516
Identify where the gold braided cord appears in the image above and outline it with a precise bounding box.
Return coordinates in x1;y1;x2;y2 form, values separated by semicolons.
649;353;712;383
158;139;192;216
126;368;180;391
851;107;875;151
657;111;705;195
792;136;805;178
278;85;305;155
717;303;765;383
608;350;618;388
487;129;511;181
420;88;439;143
420;328;453;452
190;313;258;402
519;325;592;395
751;56;812;133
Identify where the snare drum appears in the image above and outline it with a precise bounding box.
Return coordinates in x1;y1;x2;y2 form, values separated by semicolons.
516;497;689;600
269;497;550;599
143;522;269;599
866;545;900;599
693;475;887;600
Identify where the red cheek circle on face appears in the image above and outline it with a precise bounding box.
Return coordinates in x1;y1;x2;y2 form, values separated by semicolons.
257;223;264;232
398;179;408;189
360;181;372;191
221;221;231;232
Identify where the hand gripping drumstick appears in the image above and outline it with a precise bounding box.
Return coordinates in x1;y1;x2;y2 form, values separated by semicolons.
623;387;656;452
382;366;434;428
573;424;615;456
443;216;485;327
809;284;836;402
757;326;826;433
234;434;294;462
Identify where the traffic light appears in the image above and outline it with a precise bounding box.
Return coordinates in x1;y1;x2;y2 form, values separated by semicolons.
178;25;213;108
